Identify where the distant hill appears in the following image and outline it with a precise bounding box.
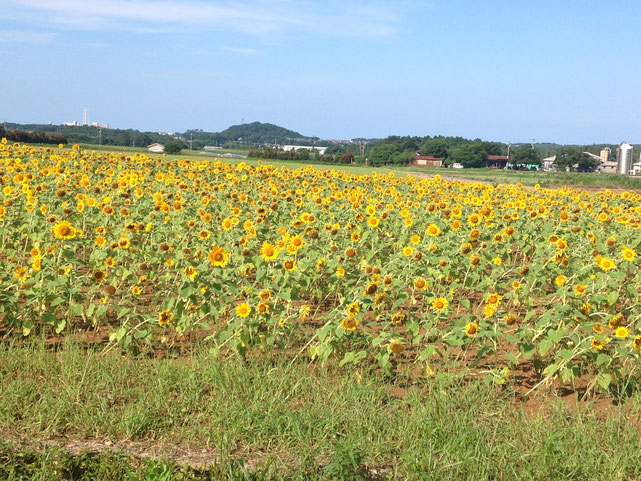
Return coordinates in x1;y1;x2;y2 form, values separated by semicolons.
2;121;319;150
216;122;316;145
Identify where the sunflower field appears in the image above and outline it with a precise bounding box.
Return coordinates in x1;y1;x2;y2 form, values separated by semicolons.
1;140;641;394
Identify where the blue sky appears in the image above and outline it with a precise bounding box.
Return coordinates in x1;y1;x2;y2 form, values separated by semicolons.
2;0;640;144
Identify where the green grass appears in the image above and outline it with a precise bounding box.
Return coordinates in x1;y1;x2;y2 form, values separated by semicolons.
1;339;641;480
396;166;641;189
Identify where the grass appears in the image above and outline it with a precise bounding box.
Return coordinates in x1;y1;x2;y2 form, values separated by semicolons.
396;166;641;189
1;339;641;480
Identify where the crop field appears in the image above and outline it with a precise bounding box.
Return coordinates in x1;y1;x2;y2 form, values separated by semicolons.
2;140;641;479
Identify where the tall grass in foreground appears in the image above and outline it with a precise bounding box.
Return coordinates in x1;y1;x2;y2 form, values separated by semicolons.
1;340;641;480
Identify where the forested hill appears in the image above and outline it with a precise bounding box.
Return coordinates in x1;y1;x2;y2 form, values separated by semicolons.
215;122;316;144
1;121;317;149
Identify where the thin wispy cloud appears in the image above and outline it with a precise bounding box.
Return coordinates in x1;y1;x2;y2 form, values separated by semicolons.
5;0;407;38
0;30;56;44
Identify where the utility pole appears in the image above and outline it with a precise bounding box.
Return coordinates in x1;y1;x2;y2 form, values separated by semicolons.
530;137;535;149
507;142;511;159
189;133;193;151
98;127;102;146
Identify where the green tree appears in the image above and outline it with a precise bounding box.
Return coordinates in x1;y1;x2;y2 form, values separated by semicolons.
164;141;183;154
420;137;449;159
510;145;542;167
447;141;500;168
554;147;597;172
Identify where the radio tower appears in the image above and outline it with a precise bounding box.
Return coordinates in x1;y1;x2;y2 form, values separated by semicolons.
83;106;88;126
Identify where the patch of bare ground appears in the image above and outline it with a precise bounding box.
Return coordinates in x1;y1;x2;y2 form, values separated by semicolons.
3;432;393;479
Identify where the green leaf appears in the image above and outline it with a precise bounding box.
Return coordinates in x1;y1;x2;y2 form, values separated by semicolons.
519;343;536;359
560;367;574;383
596;373;612;391
419;345;437;360
558;349;574;362
51;296;65;307
503;352;520;366
444;337;464;347
538;339;553;356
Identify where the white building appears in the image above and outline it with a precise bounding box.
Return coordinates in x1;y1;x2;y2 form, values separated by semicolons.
147;143;165;153
542;155;556;171
282;145;327;155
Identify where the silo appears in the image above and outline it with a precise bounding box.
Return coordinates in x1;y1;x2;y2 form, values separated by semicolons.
617;142;633;174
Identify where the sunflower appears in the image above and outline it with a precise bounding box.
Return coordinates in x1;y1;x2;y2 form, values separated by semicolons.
432;297;448;313
391;311;405;325
347;302;360;316
402;246;414;257
184;266;198;280
484;304;496;318
426;224;440;237
236;302;251;318
554;275;566;287
282;259;298;272
615;326;629;338
389;340;404;354
622;247;636;261
257;302;269;315
591;339;604;351
467;214;481;226
574;283;587;296
209;246;230;266
158;309;173;326
259;289;272;302
486;293;502;306
260;242;279;261
340;316;359;331
599;257;615;271
504;315;517;326
52;220;76;239
367;217;380;228
413;277;428;290
633;335;641;350
363;282;378;297
92;270;106;283
465;322;479;338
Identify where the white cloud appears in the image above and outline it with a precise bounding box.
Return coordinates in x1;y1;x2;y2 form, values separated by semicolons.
0;30;56;44
5;0;407;38
219;45;261;56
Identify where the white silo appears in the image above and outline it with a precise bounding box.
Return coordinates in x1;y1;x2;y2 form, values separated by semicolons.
617;142;633;174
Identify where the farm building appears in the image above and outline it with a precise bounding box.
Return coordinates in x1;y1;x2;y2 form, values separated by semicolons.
486;155;509;169
147;143;165;153
410;155;444;167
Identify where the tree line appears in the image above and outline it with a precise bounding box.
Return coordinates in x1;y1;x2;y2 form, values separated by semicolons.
0;126;67;145
248;147;356;164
